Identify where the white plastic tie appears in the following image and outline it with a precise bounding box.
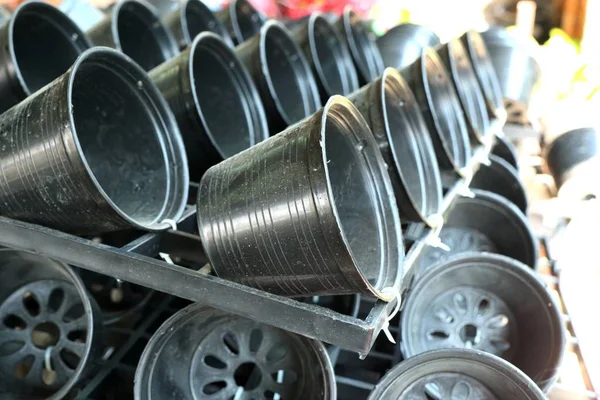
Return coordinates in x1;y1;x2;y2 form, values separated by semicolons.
425;235;451;251
426;213;444;229
162;219;177;231
379;287;402;344
159;252;175;265
44;346;54;372
458;186;475;198
458;167;473;182
479;153;492;167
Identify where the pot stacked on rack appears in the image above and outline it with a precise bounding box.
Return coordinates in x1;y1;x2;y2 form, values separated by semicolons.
481;26;541;124
0;0;563;398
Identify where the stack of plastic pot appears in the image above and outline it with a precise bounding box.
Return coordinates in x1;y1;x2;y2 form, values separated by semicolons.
481;26;541;123
544;127;600;201
0;0;565;398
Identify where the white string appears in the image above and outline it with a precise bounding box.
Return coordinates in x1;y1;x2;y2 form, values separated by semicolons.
424;213;451;252
379;287;402;344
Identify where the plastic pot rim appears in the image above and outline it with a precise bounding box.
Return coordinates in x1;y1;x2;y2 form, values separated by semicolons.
307;12;358;97
8;0;91;96
379;67;443;224
67;46;189;231
188;31;269;160
178;0;233;47
110;0;178;61
259;19;320;127
320;95;404;300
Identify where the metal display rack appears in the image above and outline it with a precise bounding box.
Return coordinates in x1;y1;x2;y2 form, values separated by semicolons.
0;115;503;358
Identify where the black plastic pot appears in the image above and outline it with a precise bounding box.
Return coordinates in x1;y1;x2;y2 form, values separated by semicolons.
197;96;403;299
0;1;91;114
481;27;540;120
87;0;179;71
377;23;440;70
134;304;336;399
471;154;528;212
291;13;359;102
0;47;189;234
460;29;504;117
0;249;103;399
545;127;600;199
348;68;442;225
492;135;519;169
335;8;384;85
418;189;537;274
402;48;471;175
368;349;545;399
150;32;269;182
437;39;490;144
217;0;266;45
162;0;234;50
401;253;565;391
235;20;321;134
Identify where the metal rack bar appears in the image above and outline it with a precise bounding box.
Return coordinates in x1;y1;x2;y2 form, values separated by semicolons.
0;115;504;358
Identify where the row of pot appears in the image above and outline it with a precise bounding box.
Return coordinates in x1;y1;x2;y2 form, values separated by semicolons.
0;249;562;399
0;0;512;297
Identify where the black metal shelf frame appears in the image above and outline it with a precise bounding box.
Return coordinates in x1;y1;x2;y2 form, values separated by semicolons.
0;111;505;358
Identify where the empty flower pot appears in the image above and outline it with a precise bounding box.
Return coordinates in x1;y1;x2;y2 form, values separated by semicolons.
492;135;519;169
0;1;91;114
87;0;179;71
0;47;189;234
437;39;491;144
401;253;565;391
545;127;600;200
417;189;537;274
235;20;321;134
150;32;269;182
217;0;266;45
471;154;527;212
368;349;545;399
335;8;384;85
402;48;471;176
481;27;540;121
134;304;336;399
197;96;403;299
460;29;504;118
162;0;233;50
348;68;442;225
377;23;440;70
0;249;103;399
291;13;359;102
